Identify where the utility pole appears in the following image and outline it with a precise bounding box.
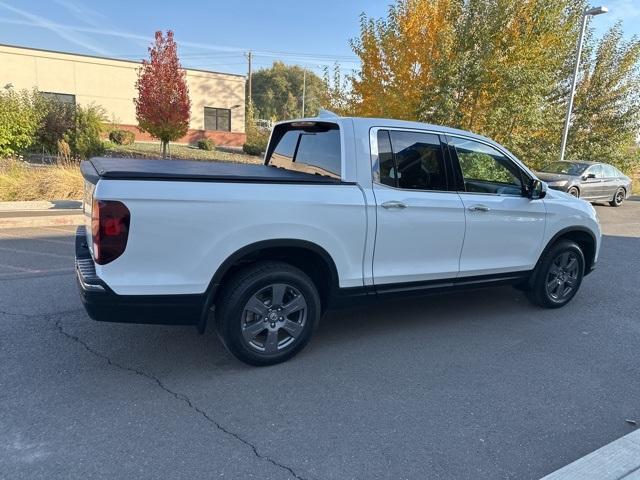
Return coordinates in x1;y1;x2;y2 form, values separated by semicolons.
301;68;306;117
246;51;253;106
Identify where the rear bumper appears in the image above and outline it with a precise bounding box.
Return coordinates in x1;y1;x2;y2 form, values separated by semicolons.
75;226;204;325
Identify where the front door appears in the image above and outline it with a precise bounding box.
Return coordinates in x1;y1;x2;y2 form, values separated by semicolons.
371;129;466;286
581;164;604;199
447;136;546;276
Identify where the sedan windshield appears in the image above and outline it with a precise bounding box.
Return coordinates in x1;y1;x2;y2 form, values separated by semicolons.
540;161;588;176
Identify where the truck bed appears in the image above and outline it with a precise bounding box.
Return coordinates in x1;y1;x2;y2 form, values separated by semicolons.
81;157;347;185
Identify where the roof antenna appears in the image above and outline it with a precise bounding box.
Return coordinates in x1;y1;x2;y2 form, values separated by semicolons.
317;109;339;119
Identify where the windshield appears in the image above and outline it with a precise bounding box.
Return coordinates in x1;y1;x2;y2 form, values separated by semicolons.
540;161;588;176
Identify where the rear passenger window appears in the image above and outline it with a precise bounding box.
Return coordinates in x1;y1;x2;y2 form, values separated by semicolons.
267;122;341;179
376;130;447;191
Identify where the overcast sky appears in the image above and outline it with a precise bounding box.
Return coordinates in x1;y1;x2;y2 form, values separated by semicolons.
0;0;638;77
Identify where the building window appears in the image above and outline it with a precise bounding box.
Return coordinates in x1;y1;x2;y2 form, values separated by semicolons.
204;107;231;132
40;92;76;105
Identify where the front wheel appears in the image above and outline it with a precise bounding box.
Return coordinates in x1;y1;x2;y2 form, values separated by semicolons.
526;240;585;308
567;186;580;197
609;188;625;207
216;261;320;366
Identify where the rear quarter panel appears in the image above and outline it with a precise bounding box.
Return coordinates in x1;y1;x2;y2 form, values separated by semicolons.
92;179;367;295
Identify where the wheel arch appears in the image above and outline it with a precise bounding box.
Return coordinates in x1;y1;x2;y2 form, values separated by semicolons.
537;227;597;276
199;239;340;329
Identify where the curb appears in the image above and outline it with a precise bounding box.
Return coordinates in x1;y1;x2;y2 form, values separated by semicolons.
541;429;640;479
0;199;82;211
0;212;83;229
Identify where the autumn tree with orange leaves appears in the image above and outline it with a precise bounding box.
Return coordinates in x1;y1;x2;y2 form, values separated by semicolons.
135;30;191;158
345;0;640;172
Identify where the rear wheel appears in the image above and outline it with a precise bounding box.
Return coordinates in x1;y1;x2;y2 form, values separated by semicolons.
567;186;580;197
525;240;585;308
216;261;320;366
609;188;625;207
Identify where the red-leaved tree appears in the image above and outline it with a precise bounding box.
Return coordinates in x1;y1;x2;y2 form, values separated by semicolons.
135;30;191;158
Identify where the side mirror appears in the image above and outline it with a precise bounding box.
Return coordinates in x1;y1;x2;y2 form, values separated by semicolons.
583;173;596;180
529;179;547;199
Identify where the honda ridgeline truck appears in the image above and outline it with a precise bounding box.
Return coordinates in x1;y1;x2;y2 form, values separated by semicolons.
76;113;601;365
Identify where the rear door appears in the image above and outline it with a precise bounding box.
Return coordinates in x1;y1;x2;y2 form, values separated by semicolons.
446;135;546;276
601;164;620;199
371;129;466;286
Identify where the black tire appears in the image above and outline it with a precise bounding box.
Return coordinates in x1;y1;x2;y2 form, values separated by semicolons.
525;240;585;308
609;187;625;207
215;261;320;366
567;186;580;197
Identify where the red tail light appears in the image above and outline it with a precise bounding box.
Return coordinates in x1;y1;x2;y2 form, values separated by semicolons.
91;199;130;265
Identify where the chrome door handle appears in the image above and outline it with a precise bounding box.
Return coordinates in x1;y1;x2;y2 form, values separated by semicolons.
381;200;407;209
467;204;490;212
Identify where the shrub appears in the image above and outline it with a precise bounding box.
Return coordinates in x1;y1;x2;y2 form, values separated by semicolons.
65;104;107;159
197;138;215;150
242;142;264;156
36;98;75;152
0;88;42;157
109;129;135;145
57;139;71;162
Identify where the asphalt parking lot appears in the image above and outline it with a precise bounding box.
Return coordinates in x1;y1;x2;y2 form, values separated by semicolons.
1;200;639;480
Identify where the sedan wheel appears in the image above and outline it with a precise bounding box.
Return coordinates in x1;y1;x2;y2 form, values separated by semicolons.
609;188;625;207
567;186;580;197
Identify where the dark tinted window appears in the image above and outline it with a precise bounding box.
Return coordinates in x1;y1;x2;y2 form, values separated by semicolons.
40;92;76;105
267;123;341;179
377;130;447;191
204;107;231;131
451;137;523;195
376;130;396;187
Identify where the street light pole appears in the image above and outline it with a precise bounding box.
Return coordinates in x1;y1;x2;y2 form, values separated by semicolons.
559;5;608;162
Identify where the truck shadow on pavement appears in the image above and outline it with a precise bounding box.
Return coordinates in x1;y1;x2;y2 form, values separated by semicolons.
57;232;638;373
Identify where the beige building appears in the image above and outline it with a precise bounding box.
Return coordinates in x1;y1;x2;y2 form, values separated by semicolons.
0;43;246;146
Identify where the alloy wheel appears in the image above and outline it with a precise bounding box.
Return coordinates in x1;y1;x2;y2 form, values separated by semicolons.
240;283;307;354
545;252;579;301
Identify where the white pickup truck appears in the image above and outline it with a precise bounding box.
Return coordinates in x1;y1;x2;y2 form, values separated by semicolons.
76;114;601;365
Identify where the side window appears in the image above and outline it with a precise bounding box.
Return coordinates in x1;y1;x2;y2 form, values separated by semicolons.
603;165;617;178
450;137;523;195
587;165;603;179
267;123;341;179
377;130;447;191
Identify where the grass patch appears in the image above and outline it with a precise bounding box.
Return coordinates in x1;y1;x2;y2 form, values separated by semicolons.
0;158;83;201
104;141;262;164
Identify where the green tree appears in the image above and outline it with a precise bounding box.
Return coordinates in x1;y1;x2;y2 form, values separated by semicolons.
0;88;42;157
251;62;328;120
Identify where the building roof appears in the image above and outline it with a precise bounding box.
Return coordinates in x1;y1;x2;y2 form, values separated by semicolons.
0;42;246;79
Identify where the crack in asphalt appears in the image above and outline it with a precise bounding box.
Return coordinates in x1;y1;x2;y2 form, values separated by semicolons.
53;318;311;480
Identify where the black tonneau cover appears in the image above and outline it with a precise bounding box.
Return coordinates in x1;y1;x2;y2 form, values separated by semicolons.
81;157;346;185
